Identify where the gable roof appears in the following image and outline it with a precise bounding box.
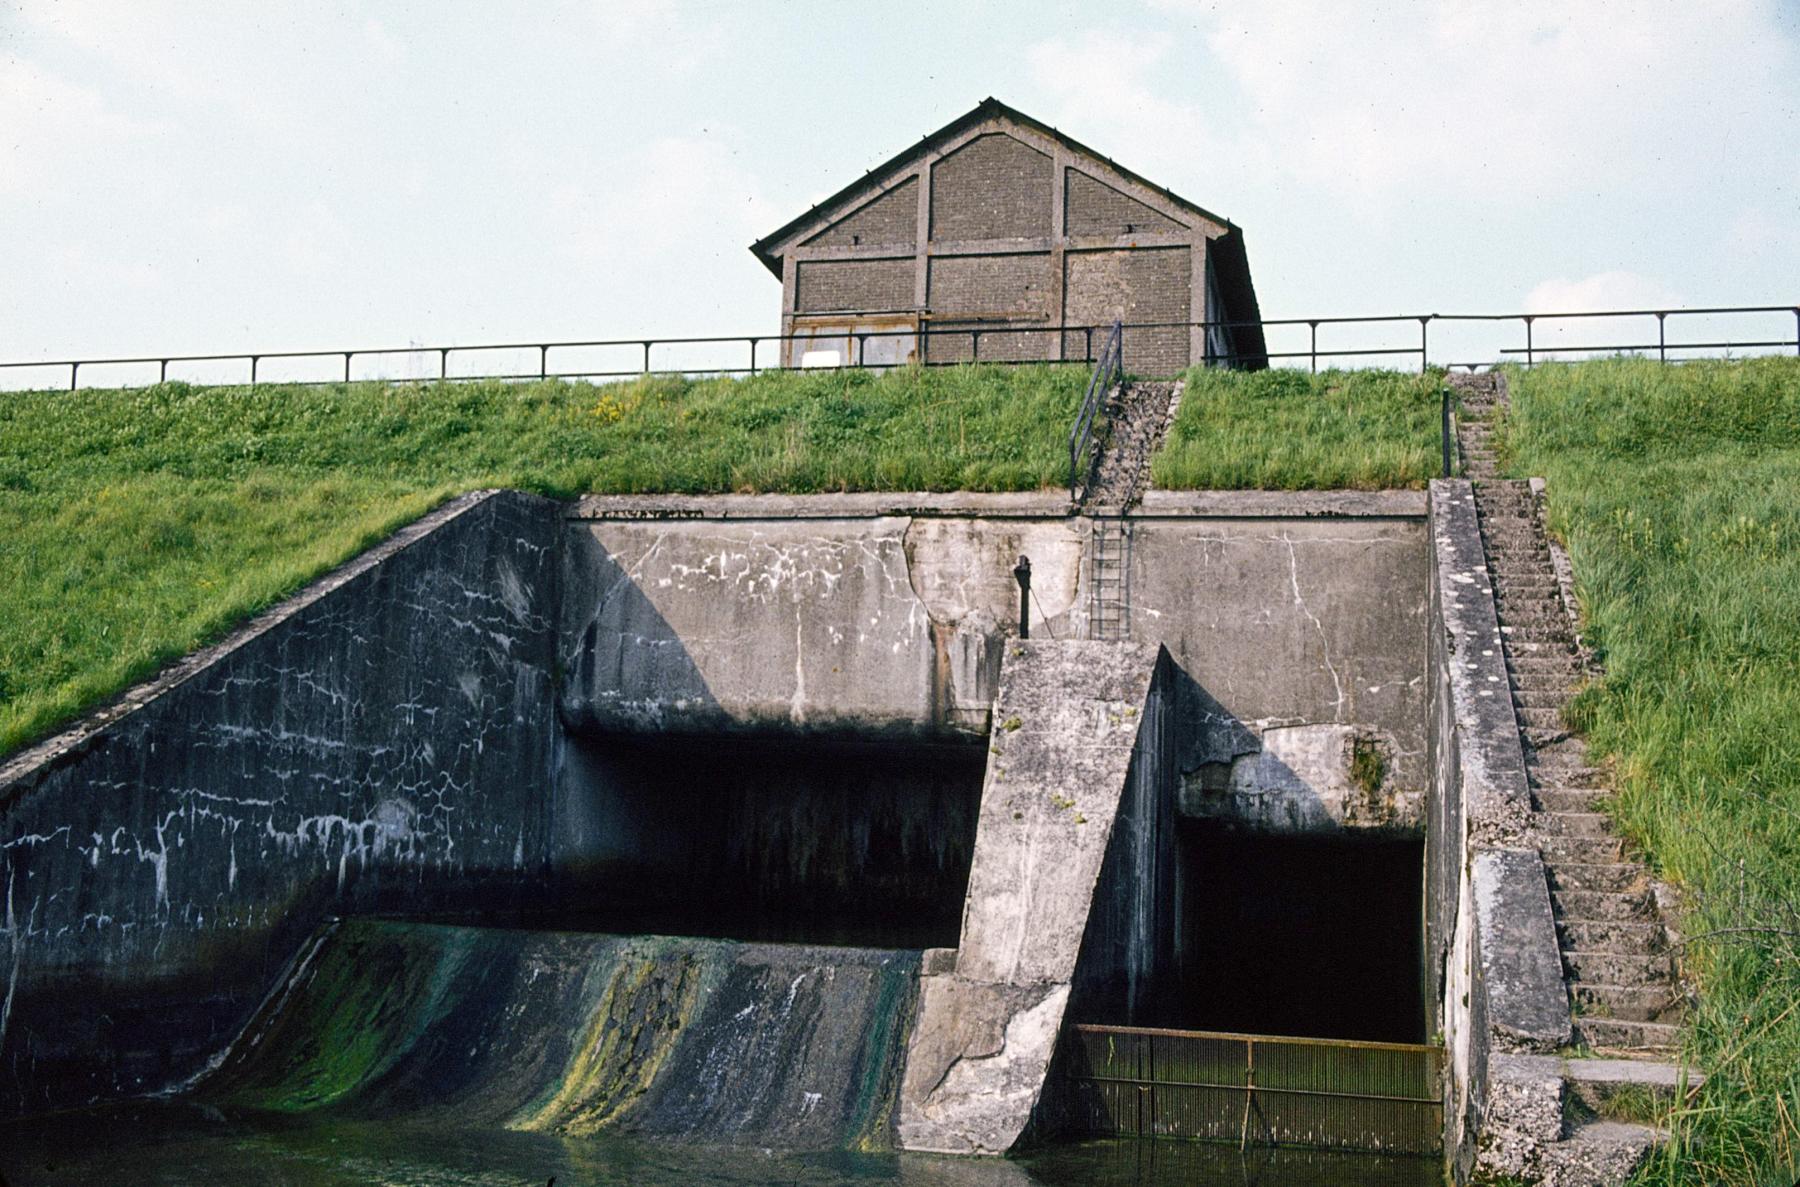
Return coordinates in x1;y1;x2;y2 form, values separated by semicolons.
749;97;1265;366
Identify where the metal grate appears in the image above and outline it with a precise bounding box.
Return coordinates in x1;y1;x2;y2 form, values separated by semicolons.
1053;1024;1445;1155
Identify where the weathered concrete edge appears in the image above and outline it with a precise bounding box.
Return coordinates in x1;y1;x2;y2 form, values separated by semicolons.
567;489;1427;521
0;489;529;801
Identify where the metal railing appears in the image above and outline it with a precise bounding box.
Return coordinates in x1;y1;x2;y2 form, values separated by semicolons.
2;304;1793;393
1068;319;1124;499
1047;1023;1445;1155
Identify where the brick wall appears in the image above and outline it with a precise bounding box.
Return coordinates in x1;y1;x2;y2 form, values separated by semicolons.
804;177;918;249
1064;248;1192;376
929;134;1052;241
1065;170;1186;238
795;258;914;313
924;253;1054;362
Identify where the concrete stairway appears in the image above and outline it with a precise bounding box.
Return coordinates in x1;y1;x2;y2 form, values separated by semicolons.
1453;373;1694;1181
1082;380;1180;512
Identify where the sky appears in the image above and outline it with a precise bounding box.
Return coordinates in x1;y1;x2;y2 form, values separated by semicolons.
2;0;1797;384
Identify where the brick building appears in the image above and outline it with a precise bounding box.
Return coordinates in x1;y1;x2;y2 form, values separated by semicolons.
750;98;1266;374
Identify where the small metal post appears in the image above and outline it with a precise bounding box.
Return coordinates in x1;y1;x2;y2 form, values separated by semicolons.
1657;312;1667;363
641;341;651;374
1309;320;1319;373
1524;317;1535;367
69;362;78;392
1419;316;1431;374
856;334;867;368
539;346;547;379
1013;555;1032;640
971;331;980;361
1793;307;1799;356
1441;388;1453;477
1085;326;1094;362
250;355;259;385
159;359;167;383
439;348;448;379
748;338;757;374
344;352;352;382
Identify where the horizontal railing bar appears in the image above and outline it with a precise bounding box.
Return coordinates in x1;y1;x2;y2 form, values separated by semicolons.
1070;1022;1445;1055
8;304;1793;373
1501;339;1797;355
1073;1075;1441;1106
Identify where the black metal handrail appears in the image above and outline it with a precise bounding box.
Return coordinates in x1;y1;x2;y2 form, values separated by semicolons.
2;303;1794;392
1068;320;1123;499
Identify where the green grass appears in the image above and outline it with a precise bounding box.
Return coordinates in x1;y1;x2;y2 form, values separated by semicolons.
0;365;1084;757
1501;355;1800;1186
1150;365;1446;490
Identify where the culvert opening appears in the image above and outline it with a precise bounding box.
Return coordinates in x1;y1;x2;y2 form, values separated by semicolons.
1171;824;1426;1044
550;731;985;949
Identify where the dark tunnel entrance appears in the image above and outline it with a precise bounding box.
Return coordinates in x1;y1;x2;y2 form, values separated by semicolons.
1171;824;1426;1044
550;731;985;949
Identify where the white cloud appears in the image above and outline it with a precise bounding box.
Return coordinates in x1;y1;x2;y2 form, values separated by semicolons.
0;58;162;194
1055;1;1793;206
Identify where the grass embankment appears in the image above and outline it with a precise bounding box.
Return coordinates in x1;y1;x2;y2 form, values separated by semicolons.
1501;356;1800;1186
1151;366;1446;490
0;366;1083;757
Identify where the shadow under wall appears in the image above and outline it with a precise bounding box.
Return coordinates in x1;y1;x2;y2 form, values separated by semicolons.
550;731;985;950
1171;824;1426;1044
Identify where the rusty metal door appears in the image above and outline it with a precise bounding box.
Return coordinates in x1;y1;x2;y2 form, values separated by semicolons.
1053;1024;1444;1155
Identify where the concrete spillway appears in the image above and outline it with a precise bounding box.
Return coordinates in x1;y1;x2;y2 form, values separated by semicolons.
201;918;919;1150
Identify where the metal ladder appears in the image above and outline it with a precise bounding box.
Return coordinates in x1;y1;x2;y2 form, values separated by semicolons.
1088;517;1131;641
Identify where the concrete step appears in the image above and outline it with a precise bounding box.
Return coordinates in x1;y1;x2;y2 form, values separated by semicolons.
1565;949;1673;983
1542;834;1626;864
1549;862;1645;893
1526;726;1575;748
1518;707;1567;732
1539;810;1613;836
1530;762;1607;784
1576;1017;1683;1053
1539;789;1611;813
1559;918;1664;954
1554;887;1653;922
1540;1119;1660;1183
1514;688;1570;711
1574;982;1682;1023
1563;1056;1697;1108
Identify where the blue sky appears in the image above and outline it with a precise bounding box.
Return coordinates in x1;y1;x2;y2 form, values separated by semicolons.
3;0;1796;382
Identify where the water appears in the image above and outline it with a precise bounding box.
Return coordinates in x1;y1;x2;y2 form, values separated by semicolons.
0;1103;1446;1186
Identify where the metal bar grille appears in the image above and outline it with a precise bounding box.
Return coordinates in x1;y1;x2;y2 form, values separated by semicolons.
1055;1024;1444;1155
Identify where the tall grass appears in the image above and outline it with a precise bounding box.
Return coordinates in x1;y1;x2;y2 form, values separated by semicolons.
1502;355;1800;1186
0;366;1083;756
1150;366;1445;490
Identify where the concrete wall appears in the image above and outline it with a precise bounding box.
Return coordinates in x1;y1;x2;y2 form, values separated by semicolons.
558;493;1431;840
0;491;562;1116
1423;480;1571;1181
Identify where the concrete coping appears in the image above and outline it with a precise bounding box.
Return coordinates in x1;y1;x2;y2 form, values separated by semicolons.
567;489;1428;521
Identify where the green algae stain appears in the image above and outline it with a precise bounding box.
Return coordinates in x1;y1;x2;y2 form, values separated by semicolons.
511;941;707;1137
208;921;480;1113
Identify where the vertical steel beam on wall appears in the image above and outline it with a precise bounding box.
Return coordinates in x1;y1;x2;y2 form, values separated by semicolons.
913;164;932;364
1049;147;1069;362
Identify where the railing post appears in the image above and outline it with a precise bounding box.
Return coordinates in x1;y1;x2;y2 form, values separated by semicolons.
250;355;259;386
1085;326;1093;362
748;338;757;375
344;352;352;383
856;334;867;368
439;348;448;380
1419;316;1431;374
1523;317;1535;367
642;341;651;374
1657;312;1667;363
1793;307;1799;356
538;346;547;379
971;331;980;362
159;359;167;383
69;362;78;392
1441;387;1453;478
1309;320;1319;373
